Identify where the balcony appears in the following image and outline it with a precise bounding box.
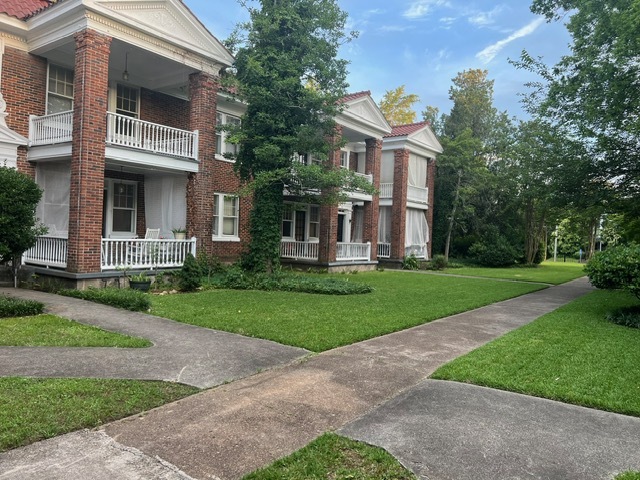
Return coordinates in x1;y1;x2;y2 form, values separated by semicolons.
28;112;199;161
378;242;391;258
379;183;429;204
280;240;372;262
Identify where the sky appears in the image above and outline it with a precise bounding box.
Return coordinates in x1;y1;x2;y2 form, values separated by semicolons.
185;0;573;122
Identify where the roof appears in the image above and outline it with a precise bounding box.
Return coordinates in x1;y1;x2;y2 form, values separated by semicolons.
0;0;56;20
339;90;372;104
385;121;431;138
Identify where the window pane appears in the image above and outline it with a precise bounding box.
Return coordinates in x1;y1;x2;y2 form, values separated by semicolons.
112;209;133;232
223;217;236;236
212;195;218;235
223;197;237;217
310;206;319;222
282;221;292;237
309;223;318;238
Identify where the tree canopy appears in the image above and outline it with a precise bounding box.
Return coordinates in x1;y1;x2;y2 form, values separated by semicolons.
379;85;419;126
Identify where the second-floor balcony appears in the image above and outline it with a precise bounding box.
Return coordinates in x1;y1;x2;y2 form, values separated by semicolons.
29;111;199;161
379;183;429;205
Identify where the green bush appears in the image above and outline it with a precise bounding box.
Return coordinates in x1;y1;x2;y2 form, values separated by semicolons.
402;254;420;270
177;253;202;292
0;296;44;318
430;254;448;271
59;287;151;312
585;244;640;300
606;305;640;329
469;235;519;267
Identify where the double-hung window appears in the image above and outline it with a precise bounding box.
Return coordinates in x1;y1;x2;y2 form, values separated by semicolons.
340;150;350;169
47;65;74;114
216;112;241;159
111;181;137;236
213;193;239;240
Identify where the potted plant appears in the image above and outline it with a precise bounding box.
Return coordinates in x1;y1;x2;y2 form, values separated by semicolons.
172;227;187;240
129;272;152;292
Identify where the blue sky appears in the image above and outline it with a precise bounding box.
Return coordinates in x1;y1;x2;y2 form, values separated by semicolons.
186;0;572;121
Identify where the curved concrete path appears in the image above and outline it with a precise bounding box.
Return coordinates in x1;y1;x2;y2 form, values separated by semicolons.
0;277;608;480
0;288;308;388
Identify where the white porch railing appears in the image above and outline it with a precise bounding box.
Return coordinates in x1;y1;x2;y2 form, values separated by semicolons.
406;244;428;259
101;237;197;270
378;242;391;258
280;240;319;260
106;112;199;160
354;172;373;183
29;111;73;146
408;185;429;204
23;236;68;268
337;242;371;261
380;183;393;199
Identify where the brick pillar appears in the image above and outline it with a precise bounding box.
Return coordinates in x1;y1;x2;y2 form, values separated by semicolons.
391;149;409;260
186;72;219;255
318;204;338;264
363;138;382;260
426;158;436;259
66;30;111;273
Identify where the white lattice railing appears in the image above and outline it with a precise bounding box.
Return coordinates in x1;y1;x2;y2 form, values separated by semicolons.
29;111;73;146
280;240;319;260
354;172;373;184
337;242;371;261
101;237;197;271
106;112;199;160
23;236;68;268
380;183;393;199
378;242;391;259
408;185;429;204
405;244;428;259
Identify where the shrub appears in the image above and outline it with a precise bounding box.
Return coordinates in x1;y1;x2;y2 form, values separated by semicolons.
0;295;44;318
402;254;420;270
585;244;640;300
196;251;224;282
468;235;519;267
177;253;202;292
59;287;151;312
606;305;640;329
430;254;448;271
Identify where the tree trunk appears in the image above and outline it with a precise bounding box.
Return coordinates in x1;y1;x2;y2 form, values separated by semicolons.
444;169;462;261
524;198;545;265
587;217;598;260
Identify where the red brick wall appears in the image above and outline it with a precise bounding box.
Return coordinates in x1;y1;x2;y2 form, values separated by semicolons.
391;149;409;260
363;138;381;258
427;158;436;258
140;88;189;130
1;46;47;177
66;30;112;273
318;204;338;263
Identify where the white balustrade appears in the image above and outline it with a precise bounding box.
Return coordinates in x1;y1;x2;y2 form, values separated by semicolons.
407;185;429;204
280;240;319;260
379;183;393;199
101;237;197;270
23;236;68;268
337;242;371;261
354;172;373;183
377;242;391;258
29;111;73;146
106;112;199;160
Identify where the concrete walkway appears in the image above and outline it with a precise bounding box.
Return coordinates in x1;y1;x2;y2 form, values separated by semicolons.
0;288;308;388
0;277;611;480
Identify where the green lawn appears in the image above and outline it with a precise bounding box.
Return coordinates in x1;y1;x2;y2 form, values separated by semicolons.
617;473;640;480
0;314;151;347
442;260;586;285
152;271;545;352
0;378;198;452
432;290;640;416
243;433;415;480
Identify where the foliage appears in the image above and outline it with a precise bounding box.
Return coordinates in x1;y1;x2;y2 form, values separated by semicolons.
0;167;46;284
128;272;150;282
401;254;420;271
0;296;44;318
430;254;448;271
0;314;151;347
232;0;355;272
606;305;640;329
196;251;225;282
0;378;197;452
208;268;373;295
59;287;151;312
177;253;202;292
432;289;640;417
243;433;416;480
585;244;640;300
379;85;419;126
616;472;640;480
468;234;519;268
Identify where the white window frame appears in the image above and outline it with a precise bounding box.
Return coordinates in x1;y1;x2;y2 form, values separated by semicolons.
216;111;241;161
340;150;350;169
46;64;74;114
213;193;240;241
281;203;320;241
104;179;137;239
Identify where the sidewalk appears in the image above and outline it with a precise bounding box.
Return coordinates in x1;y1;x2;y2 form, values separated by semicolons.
0;277;599;479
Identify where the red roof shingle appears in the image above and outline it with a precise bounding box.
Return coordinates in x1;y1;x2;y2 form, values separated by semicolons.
385;121;430;138
1;0;55;20
339;90;371;104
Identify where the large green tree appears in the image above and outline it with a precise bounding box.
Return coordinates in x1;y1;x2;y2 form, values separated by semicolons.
231;0;358;272
379;85;419;126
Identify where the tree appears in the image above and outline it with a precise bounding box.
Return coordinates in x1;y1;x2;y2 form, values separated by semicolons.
231;0;359;272
379;85;419;126
444;69;497;140
0;167;45;287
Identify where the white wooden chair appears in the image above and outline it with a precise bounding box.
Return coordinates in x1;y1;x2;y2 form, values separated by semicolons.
128;228;161;266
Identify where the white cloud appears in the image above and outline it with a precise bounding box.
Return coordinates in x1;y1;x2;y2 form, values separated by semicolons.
468;6;504;27
379;24;414;32
439;16;457;25
476;17;545;64
403;0;450;19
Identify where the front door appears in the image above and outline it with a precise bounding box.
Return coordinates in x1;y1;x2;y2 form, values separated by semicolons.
337;213;346;243
295;210;306;241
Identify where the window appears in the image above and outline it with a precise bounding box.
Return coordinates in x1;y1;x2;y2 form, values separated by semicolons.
112;182;137;234
340;150;350;169
309;206;319;239
282;204;293;238
213;194;239;240
116;84;139;118
47;65;74;114
293;153;321;166
216;112;241;158
281;203;319;240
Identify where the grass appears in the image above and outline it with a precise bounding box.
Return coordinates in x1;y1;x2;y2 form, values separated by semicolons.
617;473;640;480
0;377;198;452
242;433;416;480
432;289;640;417
442;260;586;285
0;314;151;347
152;271;545;352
